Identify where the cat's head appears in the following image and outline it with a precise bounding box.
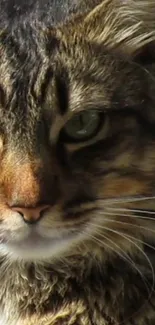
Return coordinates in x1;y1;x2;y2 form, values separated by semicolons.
0;0;155;262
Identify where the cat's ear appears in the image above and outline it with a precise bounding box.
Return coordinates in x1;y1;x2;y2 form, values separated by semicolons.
82;0;155;59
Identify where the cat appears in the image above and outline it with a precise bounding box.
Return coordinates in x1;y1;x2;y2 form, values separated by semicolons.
0;0;155;324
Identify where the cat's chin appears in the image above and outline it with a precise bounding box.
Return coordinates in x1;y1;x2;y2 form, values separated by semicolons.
0;232;81;261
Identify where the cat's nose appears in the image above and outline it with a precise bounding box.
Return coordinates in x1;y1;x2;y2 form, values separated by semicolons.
11;205;50;224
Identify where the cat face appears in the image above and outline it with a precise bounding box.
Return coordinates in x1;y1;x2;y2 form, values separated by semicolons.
0;0;155;261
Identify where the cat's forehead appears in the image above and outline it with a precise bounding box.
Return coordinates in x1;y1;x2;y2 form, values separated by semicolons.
0;0;79;27
0;24;106;117
0;19;149;145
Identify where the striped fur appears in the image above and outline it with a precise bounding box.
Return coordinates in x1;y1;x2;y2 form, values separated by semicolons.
0;0;155;324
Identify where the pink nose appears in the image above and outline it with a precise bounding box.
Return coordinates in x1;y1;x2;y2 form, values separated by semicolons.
11;205;50;224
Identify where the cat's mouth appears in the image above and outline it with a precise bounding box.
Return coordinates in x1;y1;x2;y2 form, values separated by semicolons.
0;228;81;261
1;232;63;245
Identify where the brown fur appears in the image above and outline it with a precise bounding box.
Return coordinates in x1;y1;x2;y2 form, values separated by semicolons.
0;0;155;324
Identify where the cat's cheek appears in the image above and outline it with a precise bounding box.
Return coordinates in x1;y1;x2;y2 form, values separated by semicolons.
95;175;149;199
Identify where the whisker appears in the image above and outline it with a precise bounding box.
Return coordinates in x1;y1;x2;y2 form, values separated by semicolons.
82;230;150;295
113;230;155;301
106;207;155;215
93;231;151;291
97;195;155;205
89;224;155;300
92;222;155;254
103;209;155;222
96;211;155;233
134;61;155;83
121;233;155;258
93;230;139;268
83;230;147;280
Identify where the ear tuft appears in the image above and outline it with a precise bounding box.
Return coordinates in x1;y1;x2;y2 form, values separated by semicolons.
82;0;155;57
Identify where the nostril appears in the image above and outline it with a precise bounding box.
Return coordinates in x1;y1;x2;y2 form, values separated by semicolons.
20;215;40;225
16;210;24;219
11;205;50;224
16;210;39;225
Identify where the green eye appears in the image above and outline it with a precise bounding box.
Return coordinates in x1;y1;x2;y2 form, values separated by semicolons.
62;111;101;142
